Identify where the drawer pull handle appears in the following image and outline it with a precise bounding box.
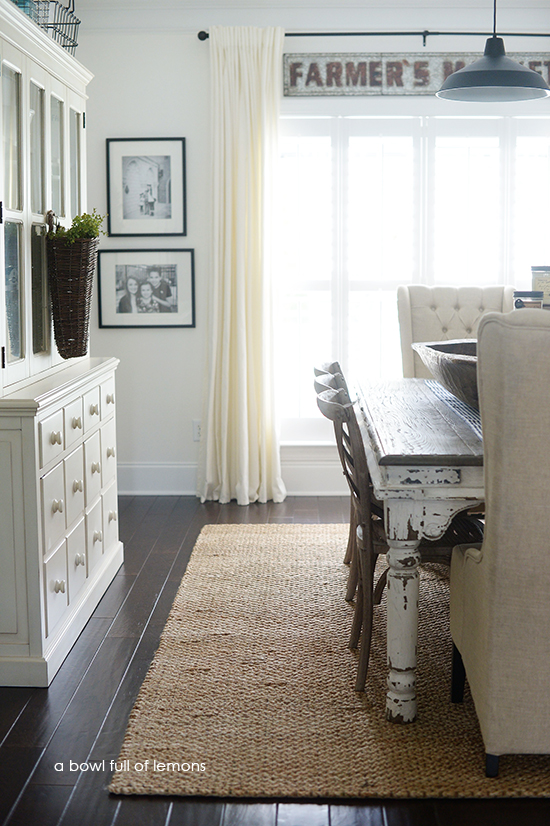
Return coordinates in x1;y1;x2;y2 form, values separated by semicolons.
106;393;115;405
72;416;82;430
107;446;116;458
109;510;118;523
91;461;101;474
50;431;62;446
54;579;66;594
52;499;64;514
75;553;86;567
90;403;99;416
73;479;84;493
93;530;103;543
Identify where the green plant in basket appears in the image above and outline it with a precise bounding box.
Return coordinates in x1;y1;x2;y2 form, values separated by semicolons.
46;209;106;244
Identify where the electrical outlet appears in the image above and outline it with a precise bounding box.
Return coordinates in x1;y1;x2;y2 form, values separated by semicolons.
192;419;202;442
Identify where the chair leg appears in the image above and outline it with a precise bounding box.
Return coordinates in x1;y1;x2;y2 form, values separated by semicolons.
354;546;376;692
349;558;363;647
451;642;466;703
485;754;500;778
344;500;356;564
373;566;388;605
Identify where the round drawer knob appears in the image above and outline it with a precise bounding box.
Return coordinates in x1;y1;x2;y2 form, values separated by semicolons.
90;403;99;416
54;580;66;594
52;499;64;514
72;416;82;430
106;393;115;405
75;553;86;567
73;479;84;493
91;461;101;474
50;431;62;446
93;530;103;543
109;510;118;523
107;446;116;458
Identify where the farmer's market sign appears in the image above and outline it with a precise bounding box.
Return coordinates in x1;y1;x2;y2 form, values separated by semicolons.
283;52;550;96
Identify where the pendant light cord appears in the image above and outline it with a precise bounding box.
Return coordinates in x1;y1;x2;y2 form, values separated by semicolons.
493;0;498;38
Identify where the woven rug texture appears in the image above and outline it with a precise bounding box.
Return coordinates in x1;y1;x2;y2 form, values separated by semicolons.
109;523;550;798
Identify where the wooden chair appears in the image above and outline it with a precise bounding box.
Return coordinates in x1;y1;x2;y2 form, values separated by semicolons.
450;309;550;777
397;284;515;378
317;384;483;692
314;363;364;597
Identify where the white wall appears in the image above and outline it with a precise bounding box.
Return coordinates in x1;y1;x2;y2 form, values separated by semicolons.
76;1;550;496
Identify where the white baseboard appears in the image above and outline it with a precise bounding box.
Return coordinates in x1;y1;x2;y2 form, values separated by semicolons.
117;462;198;495
117;444;346;497
279;443;348;496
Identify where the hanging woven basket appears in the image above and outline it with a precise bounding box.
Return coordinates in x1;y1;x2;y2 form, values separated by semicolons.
47;236;99;359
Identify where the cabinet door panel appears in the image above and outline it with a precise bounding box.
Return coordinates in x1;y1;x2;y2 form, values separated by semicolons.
84;430;102;504
102;481;119;555
64;397;83;449
67;518;87;601
101;419;117;486
86;499;103;574
42;462;66;554
64;445;85;527
101;377;116;419
44;540;68;637
83;387;100;432
39;409;65;467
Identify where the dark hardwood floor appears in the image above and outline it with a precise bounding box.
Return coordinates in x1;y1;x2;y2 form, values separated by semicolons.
1;496;549;826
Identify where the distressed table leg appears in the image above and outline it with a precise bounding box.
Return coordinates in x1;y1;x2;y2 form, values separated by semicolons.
385;539;421;723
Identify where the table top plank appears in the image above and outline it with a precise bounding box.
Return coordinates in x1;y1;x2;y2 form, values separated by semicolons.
356;379;483;467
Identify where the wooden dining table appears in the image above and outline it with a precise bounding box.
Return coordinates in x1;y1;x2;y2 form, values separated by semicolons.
355;378;484;724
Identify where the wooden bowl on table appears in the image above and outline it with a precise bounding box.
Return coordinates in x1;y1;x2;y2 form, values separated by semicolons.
412;339;478;410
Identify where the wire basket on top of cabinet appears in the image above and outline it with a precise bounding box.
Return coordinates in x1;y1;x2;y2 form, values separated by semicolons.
36;0;80;55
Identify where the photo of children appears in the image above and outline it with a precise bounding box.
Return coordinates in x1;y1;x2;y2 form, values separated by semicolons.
115;264;177;314
121;155;172;221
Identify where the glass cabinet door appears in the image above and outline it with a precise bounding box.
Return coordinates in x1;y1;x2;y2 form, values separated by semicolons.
31;224;49;355
69;108;81;218
30;82;45;216
50;95;64;217
4;222;23;364
1;38;89;395
2;64;22;211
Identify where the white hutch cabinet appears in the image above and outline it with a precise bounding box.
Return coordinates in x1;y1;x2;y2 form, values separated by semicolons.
0;0;123;686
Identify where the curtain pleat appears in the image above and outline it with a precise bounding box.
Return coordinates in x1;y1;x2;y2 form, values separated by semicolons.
197;26;287;505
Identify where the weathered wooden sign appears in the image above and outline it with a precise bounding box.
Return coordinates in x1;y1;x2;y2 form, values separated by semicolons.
283;52;550;96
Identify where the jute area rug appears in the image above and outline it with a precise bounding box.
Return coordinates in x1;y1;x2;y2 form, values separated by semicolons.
109;523;550;799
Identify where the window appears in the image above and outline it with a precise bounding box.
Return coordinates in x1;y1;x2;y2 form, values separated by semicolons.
274;115;550;441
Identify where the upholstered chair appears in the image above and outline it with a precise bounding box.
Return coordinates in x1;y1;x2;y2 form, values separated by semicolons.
397;285;515;378
450;309;550;777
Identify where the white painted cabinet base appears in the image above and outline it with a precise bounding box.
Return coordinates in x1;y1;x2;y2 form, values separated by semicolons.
0;357;123;686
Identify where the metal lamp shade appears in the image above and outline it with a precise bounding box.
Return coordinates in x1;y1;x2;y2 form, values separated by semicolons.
436;36;550;102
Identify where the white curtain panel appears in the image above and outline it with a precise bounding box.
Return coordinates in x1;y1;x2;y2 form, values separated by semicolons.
198;26;287;505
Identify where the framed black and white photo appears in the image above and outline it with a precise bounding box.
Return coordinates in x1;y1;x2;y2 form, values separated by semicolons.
98;249;195;328
106;138;186;236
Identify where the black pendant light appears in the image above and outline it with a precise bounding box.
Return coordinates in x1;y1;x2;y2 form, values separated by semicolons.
436;0;550;102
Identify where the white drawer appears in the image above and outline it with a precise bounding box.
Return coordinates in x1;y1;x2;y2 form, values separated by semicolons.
83;386;101;432
67;518;87;602
84;431;102;505
101;419;117;485
44;540;68;637
39;409;64;467
64;445;85;528
101;376;116;420
64;397;84;449
42;463;66;554
102;481;119;554
86;498;104;574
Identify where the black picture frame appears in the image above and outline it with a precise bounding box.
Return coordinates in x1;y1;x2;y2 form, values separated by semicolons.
98;249;195;328
106;138;186;236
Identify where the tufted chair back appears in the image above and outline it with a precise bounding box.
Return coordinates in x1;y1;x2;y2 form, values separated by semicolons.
397;284;515;378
